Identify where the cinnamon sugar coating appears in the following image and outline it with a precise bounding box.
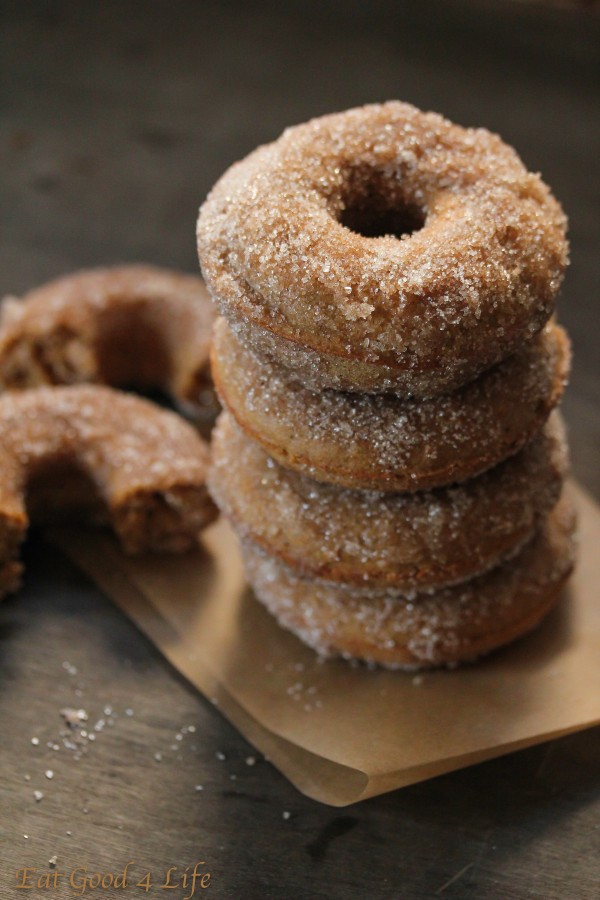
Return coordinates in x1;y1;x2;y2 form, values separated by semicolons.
198;102;568;396
0;385;217;599
0;265;218;418
211;317;570;492
242;496;576;670
209;412;567;592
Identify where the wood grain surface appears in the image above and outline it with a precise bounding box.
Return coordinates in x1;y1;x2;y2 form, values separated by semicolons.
1;2;599;898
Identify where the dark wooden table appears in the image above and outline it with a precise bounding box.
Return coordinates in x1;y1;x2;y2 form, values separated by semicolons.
1;2;599;897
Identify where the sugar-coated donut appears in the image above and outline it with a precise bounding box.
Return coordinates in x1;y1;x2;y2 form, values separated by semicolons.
209;411;567;592
0;385;218;599
211;317;570;492
242;496;576;670
198;102;568;397
0;266;218;418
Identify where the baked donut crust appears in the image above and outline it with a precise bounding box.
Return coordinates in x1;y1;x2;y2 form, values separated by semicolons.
209;411;567;592
211;317;570;492
0;266;218;418
198;102;568;397
228;312;473;396
0;385;218;599
242;497;576;670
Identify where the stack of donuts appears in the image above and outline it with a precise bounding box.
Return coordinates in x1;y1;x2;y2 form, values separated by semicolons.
199;101;576;669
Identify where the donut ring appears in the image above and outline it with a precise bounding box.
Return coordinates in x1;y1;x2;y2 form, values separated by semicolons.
242;497;576;670
0;266;218;418
0;385;217;599
211;317;570;492
209;411;567;592
198;102;568;397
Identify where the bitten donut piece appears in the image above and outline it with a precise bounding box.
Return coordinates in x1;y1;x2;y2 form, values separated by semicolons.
242;497;576;670
211;317;570;492
0;265;218;418
209;411;567;591
198;101;568;397
0;385;218;599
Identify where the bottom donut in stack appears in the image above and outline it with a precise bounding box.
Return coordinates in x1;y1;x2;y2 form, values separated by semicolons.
209;411;576;670
239;500;575;670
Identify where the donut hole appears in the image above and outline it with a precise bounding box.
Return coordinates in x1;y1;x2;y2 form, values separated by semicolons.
340;200;425;240
338;166;426;239
25;454;105;525
95;304;173;390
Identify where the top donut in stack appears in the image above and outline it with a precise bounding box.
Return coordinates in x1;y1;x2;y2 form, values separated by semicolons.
198;101;575;669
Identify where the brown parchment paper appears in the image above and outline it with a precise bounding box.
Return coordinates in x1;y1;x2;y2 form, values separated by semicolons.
50;482;600;806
